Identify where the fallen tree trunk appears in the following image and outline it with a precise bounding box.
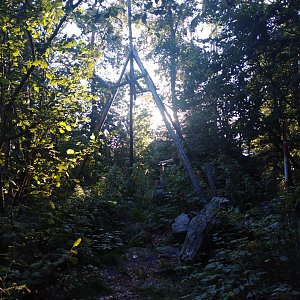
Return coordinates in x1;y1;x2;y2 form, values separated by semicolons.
180;197;229;261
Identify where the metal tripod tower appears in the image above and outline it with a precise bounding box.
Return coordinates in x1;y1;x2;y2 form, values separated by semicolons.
75;0;205;201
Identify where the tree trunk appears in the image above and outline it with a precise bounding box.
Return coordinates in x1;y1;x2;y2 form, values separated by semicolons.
0;171;4;212
167;9;194;159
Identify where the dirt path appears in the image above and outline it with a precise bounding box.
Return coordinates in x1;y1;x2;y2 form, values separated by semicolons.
96;231;182;299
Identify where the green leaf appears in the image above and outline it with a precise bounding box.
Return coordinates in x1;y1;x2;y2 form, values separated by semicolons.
66;149;75;155
65;125;72;131
40;61;47;68
72;238;82;248
12;50;19;57
32;60;41;66
0;78;10;84
49;201;56;209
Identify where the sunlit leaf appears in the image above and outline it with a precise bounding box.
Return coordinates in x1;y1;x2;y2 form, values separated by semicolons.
70;249;78;255
66;149;75;155
65;125;72;131
12;50;19;57
72;238;82;248
40;61;48;68
57;164;66;172
32;60;41;66
49;201;56;209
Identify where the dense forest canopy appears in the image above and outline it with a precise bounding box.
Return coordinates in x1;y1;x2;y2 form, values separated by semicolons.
0;0;299;299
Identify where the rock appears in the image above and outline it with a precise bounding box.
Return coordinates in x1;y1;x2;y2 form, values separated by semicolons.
125;247;156;260
129;230;151;246
153;180;164;204
157;246;181;258
172;213;190;234
180;197;230;261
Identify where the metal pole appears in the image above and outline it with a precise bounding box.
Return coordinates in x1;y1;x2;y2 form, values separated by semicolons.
73;54;130;181
132;48;205;202
127;0;133;51
94;53;131;133
128;0;135;172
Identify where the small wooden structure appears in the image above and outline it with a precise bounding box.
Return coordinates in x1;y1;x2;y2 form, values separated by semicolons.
158;158;174;183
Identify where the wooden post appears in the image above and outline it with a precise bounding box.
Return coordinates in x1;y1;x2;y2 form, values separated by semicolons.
132;48;205;202
203;162;217;196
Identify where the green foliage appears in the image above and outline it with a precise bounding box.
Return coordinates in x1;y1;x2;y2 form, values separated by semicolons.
0;0;128;208
180;203;300;299
65;278;112;300
179;0;300;194
211;155;263;206
90;164;128;200
0;0;97;205
282;186;300;212
0;0;299;299
163;163;195;202
0;190;125;299
135;285;167;299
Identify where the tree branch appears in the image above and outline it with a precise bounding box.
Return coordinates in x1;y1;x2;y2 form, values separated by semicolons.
11;0;84;100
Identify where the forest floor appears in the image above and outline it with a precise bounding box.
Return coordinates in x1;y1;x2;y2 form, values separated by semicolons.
1;193;191;300
80;194;187;300
95;227;183;300
3;193;300;299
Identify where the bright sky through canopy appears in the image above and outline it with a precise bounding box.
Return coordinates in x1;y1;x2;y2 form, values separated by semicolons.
62;0;211;130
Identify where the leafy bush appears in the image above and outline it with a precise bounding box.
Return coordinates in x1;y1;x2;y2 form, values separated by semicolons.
211;155;264;207
0;190;124;299
180;202;300;299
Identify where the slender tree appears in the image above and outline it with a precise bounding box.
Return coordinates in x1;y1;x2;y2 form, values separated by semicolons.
180;0;300;191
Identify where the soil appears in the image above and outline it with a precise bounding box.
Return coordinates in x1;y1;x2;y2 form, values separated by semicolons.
95;230;182;300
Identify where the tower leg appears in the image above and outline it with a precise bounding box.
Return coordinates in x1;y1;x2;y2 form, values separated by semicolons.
132;49;205;202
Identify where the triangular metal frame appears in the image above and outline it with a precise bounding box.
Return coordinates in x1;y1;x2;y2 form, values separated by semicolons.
74;0;205;201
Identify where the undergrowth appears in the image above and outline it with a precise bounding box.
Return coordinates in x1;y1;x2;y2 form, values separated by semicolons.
179;198;300;299
1;159;300;300
0;188;126;299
